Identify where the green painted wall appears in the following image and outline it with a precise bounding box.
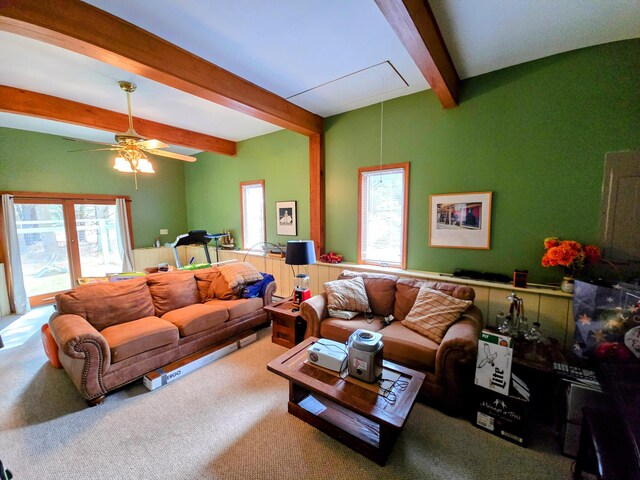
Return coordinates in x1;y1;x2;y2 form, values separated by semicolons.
326;39;640;283
0;128;188;248
186;129;309;248
186;39;639;284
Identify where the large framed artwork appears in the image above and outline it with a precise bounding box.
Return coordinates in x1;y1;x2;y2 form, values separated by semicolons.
429;192;492;249
276;201;297;236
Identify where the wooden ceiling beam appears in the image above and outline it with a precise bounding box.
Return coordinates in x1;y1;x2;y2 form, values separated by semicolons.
0;85;237;156
375;0;459;108
0;0;323;136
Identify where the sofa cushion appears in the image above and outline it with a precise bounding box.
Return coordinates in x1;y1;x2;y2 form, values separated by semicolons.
218;262;263;290
56;277;155;330
339;270;397;316
394;278;475;321
324;276;370;314
147;270;200;317
194;267;221;302
401;287;472;343
207;271;238;300
378;321;438;371
162;303;229;337
205;297;264;320
320;316;384;344
101;316;179;363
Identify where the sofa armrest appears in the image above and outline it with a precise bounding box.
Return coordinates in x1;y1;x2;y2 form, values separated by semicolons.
49;312;110;400
435;305;483;378
300;293;329;339
262;281;277;307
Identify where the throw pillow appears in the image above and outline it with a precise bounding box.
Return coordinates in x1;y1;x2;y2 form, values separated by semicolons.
207;271;238;300
217;262;263;290
324;276;370;315
194;267;222;302
401;287;472;343
328;309;360;320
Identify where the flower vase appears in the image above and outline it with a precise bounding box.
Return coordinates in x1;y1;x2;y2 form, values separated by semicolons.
561;276;575;294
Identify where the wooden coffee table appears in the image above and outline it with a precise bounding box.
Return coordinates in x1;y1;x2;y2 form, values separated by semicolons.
267;337;425;465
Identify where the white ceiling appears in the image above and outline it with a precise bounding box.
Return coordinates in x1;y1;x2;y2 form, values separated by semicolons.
0;0;638;154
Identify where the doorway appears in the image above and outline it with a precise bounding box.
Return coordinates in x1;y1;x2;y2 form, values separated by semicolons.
11;194;131;306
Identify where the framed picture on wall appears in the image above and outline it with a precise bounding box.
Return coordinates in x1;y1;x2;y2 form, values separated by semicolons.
429;192;492;249
276;201;297;236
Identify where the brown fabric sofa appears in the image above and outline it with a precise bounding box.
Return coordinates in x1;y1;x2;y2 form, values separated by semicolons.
300;271;483;414
48;267;275;405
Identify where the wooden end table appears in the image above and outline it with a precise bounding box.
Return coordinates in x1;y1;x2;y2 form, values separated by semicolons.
264;297;306;348
511;337;566;424
267;337;425;465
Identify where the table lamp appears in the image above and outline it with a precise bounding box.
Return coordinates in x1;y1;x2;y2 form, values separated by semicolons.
285;240;316;311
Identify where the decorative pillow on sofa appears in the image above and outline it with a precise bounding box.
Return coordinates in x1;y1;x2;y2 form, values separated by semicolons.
401;287;472;343
324;276;370;316
207;271;238;301
194;267;221;302
217;262;263;290
338;270;398;317
328;309;360;320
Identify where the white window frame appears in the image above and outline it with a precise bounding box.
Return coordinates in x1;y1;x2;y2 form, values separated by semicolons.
240;180;266;249
357;163;409;269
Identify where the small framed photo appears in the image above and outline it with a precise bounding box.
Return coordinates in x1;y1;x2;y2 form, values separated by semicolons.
429;192;492;249
276;201;297;236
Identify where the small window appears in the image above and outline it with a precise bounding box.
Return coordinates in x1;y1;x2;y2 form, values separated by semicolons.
358;163;409;269
240;180;265;249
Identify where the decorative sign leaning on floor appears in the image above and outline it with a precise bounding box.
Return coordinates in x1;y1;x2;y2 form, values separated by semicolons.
474;330;513;395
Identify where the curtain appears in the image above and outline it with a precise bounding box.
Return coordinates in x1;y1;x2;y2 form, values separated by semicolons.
1;194;31;314
115;198;134;272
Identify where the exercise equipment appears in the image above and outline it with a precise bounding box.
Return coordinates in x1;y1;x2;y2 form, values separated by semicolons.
171;230;226;267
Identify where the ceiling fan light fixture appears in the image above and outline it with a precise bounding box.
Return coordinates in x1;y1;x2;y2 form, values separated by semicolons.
113;155;134;172
137;157;155;173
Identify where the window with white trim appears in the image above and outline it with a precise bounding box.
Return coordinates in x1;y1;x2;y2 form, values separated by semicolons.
358;163;409;269
240;180;265;249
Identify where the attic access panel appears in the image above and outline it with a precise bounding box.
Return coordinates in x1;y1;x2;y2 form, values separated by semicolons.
287;61;409;117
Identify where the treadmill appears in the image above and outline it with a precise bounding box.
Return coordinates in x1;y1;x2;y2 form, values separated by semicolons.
171;230;226;267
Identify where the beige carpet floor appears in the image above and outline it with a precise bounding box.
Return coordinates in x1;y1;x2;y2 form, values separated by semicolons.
0;314;574;479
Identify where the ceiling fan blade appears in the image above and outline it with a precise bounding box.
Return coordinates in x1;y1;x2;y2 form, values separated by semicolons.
137;139;170;150
62;137;115;147
68;147;121;152
146;149;197;162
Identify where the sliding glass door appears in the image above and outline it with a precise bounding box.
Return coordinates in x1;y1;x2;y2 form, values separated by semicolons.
14;201;73;304
73;203;121;277
13;196;127;306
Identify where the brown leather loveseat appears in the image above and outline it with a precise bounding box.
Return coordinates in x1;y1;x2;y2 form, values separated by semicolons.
48;265;275;405
300;270;483;414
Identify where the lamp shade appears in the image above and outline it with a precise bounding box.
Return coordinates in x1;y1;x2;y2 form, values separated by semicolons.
285;240;316;265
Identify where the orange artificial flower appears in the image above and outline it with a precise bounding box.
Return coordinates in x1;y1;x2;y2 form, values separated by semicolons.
541;238;600;277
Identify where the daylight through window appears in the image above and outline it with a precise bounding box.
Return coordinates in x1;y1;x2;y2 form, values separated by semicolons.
241;180;265;249
358;163;409;269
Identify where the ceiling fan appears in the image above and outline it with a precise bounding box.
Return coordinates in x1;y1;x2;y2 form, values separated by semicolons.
69;80;196;188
